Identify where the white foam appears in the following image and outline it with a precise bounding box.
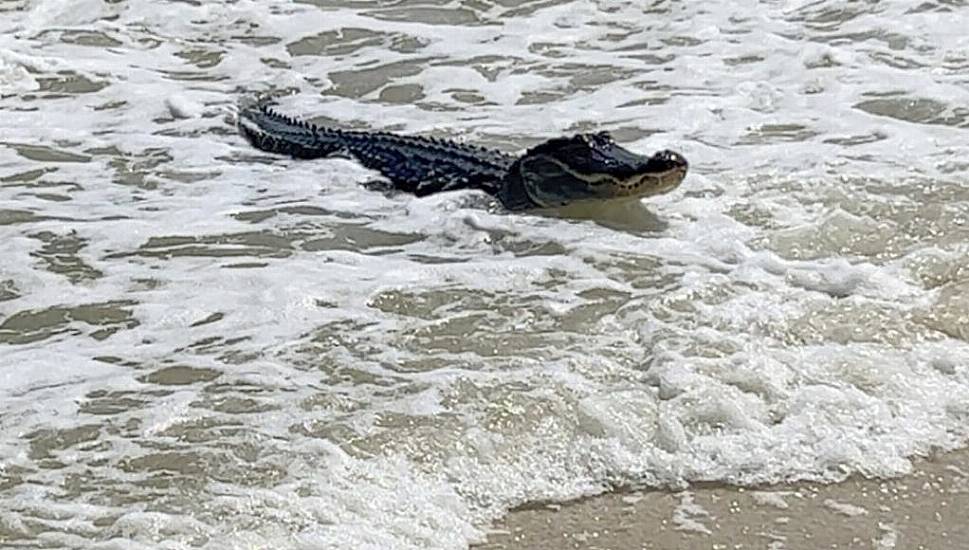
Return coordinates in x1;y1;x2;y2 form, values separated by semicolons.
751;491;791;509
0;53;38;93
671;492;712;535
823;499;869;517
875;522;899;549
164;95;204;120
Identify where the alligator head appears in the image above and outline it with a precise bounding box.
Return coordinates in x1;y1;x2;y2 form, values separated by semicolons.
498;132;688;210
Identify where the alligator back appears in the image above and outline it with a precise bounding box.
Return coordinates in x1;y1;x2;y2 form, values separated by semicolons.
238;100;515;197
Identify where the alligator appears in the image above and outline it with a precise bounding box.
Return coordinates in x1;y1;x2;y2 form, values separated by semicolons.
238;98;688;210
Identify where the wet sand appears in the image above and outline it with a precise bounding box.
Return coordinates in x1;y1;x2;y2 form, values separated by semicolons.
478;449;969;549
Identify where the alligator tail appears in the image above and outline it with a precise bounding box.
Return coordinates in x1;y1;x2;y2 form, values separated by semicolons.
238;98;342;159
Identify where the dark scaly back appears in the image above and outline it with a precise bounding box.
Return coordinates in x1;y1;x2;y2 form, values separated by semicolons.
238;99;515;196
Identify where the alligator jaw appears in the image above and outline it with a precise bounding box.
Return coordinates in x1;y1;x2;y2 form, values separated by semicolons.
622;149;689;197
512;136;689;208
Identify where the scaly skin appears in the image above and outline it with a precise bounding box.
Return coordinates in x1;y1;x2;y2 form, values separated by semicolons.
238;99;520;200
238;97;688;210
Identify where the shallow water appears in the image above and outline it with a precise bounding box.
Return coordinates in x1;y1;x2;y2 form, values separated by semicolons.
1;0;968;548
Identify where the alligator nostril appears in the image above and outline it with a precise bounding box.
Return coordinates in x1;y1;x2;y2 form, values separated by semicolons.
663;150;687;168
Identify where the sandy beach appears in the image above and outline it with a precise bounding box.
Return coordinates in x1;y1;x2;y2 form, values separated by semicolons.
479;449;969;549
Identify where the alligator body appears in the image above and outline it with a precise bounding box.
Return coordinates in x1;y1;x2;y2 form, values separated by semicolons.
238;98;688;210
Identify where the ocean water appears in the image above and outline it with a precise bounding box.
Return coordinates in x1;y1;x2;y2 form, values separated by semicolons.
1;0;969;548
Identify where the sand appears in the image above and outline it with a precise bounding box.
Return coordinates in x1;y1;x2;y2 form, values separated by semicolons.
477;449;969;549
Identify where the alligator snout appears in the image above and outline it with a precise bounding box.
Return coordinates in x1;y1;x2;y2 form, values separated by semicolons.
650;150;688;173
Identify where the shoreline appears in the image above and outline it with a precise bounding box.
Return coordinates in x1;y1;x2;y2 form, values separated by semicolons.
477;448;969;549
